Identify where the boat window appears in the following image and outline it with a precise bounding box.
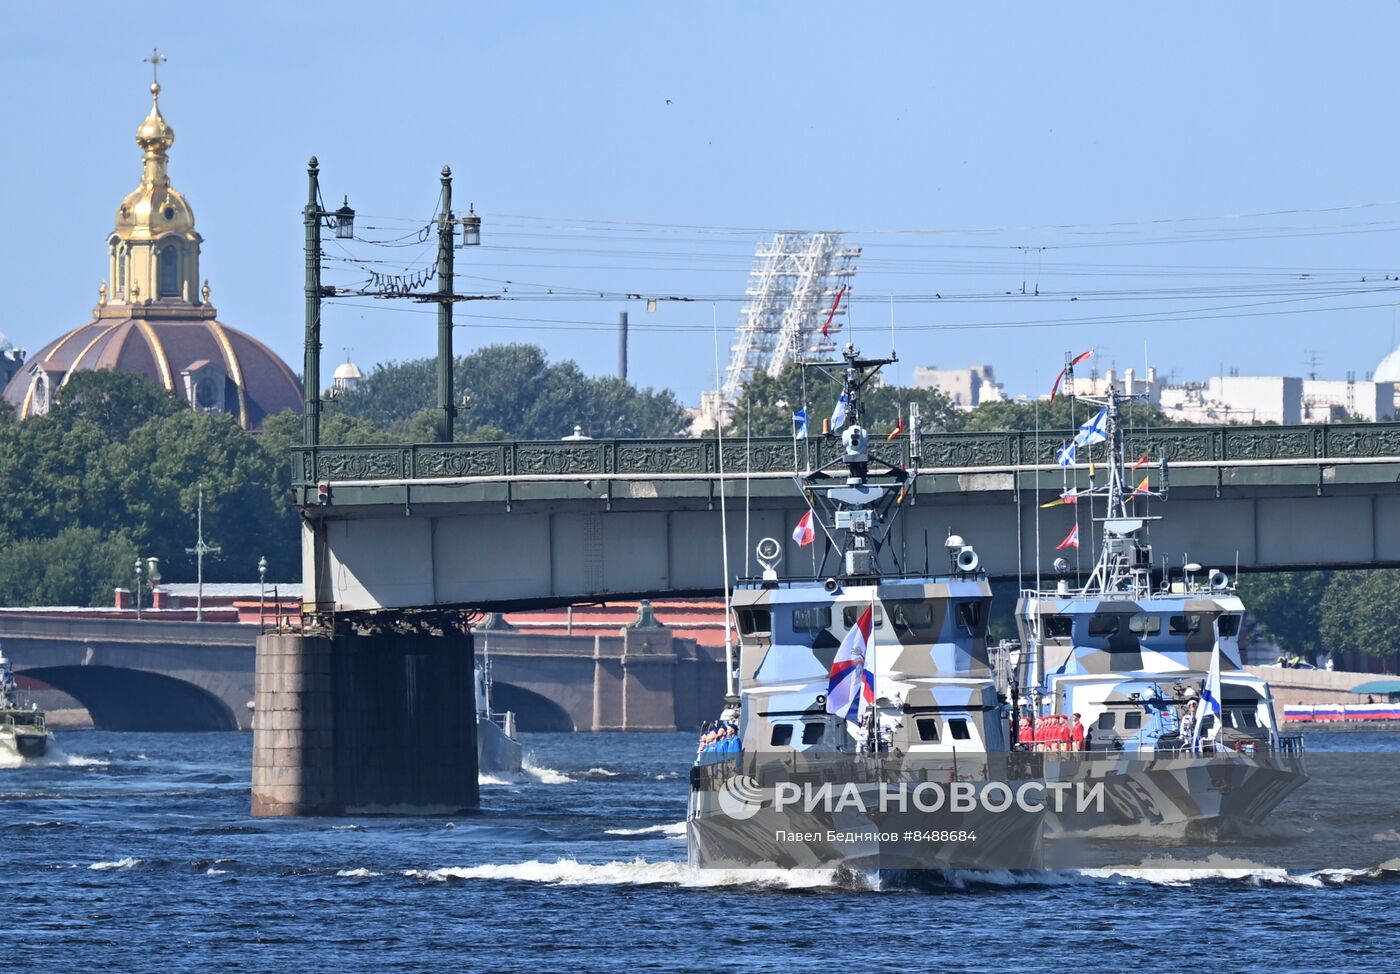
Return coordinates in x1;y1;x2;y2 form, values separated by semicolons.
737;608;771;636
956;602;984;635
1128;614;1162;635
842;605;884;629
801;722;825;745
1170;614;1201;635
916;718;940;742
889;600;935;639
1096;712;1115;730
1045;616;1073;638
770;723;793;747
947;718;971;741
791;606;832;633
1218;615;1241;637
1088;615;1121;636
1230;708;1260;729
1123;712;1142;730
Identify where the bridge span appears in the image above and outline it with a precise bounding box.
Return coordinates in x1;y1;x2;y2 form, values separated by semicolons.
293;422;1400;614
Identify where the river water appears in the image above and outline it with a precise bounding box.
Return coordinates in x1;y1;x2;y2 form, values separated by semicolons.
4;729;1396;972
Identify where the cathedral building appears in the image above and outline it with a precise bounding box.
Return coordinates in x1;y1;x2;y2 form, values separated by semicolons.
2;73;302;430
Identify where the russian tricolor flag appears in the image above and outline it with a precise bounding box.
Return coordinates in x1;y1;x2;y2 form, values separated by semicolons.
827;603;876;723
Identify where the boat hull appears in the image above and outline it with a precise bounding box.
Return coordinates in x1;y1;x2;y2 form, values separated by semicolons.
4;730;51;759
477;716;522;774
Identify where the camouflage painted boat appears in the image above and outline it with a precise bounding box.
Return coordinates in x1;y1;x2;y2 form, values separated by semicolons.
1010;385;1306;832
0;647;51;760
687;345;1044;871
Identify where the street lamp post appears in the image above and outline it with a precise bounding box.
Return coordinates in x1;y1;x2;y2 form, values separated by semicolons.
303;157;355;448
431;170;482;443
134;558;143;619
258;555;268;631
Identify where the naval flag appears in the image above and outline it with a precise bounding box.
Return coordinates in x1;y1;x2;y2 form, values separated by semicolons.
792;509;815;547
1193;643;1224;751
1056;524;1080;550
831;386;851;430
793;407;808;440
827;603;876;723
1056;441;1077;468
1073;407;1109;447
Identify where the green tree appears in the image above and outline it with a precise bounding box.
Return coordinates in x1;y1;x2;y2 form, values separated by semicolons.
0;412;119;540
332;344;690;439
110;410;298;584
52;368;183;441
1319;570;1400;671
0;527;139;607
1236;571;1331;658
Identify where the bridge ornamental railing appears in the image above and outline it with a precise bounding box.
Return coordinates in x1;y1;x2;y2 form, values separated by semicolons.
291;422;1400;486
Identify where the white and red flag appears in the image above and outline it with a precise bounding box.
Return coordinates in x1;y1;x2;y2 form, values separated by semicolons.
826;603;876;723
1056;524;1080;550
792;510;815;547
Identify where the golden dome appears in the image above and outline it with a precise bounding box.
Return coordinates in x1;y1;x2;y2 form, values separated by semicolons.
116;78;195;237
135;82;175;152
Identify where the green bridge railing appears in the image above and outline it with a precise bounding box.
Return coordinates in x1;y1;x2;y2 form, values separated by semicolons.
290;422;1400;487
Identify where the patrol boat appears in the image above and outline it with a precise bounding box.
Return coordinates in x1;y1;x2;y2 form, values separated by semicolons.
475;625;521;774
687;345;1044;873
0;648;52;759
1012;387;1306;830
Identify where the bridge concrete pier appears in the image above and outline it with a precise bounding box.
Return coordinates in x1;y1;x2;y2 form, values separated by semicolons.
252;630;478;817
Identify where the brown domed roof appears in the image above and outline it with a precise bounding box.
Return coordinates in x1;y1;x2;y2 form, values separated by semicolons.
3;313;302;430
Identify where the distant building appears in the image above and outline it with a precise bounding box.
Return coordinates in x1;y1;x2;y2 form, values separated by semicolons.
690;389;732;434
331;359;363;396
1;73;301;430
0;335;25;390
1070;367;1164;403
1161;375;1303;425
1302;377;1395;422
1051;365;1392;425
912;364;1005;409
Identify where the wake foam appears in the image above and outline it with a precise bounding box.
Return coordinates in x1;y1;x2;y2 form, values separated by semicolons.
396;854;1400;892
604;822;687;838
522;758;571;785
402;857;874;890
0;741;107;770
337;867;383;878
90;857;141;871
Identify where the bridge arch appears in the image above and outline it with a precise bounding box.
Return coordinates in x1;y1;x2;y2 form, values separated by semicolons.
490;681;574;732
23;665;240;731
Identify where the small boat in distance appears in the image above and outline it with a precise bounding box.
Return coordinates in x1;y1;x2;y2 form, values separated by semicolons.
476;631;521;775
0;648;52;759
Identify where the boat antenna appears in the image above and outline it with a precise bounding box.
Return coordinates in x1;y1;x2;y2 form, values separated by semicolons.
744;398;752;578
711;305;737;716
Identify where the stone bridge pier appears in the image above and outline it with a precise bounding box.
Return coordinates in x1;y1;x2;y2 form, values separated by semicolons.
252;627;478;817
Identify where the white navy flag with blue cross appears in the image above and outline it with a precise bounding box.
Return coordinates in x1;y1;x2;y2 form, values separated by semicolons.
1193;643;1223;750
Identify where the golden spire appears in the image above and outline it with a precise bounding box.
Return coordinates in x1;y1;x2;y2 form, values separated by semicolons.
135;50;175;174
106;50;204;312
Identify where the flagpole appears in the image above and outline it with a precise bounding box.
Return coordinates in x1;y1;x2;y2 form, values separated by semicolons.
711;306;737;717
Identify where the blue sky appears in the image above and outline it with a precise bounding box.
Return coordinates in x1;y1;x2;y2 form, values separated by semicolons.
6;2;1400;409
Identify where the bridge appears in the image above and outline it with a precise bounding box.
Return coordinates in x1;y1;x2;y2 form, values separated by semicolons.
0;615;255;731
292;422;1400;613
